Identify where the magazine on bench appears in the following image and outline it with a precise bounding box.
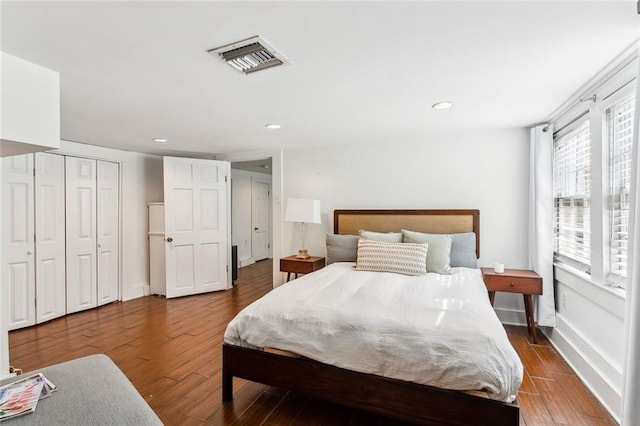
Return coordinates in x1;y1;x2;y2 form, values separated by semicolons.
0;373;57;422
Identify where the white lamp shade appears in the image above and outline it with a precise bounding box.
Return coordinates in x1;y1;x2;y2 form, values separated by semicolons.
284;198;321;224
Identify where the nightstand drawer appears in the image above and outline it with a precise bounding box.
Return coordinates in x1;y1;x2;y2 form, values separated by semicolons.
280;256;325;275
483;274;542;295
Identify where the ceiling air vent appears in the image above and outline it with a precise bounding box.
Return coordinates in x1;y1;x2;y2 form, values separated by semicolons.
208;36;287;75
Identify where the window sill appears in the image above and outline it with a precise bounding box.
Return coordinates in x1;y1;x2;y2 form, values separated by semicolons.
554;262;626;300
554;262;626;319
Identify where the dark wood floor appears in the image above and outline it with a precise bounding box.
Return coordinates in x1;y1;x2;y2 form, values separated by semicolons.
9;260;616;425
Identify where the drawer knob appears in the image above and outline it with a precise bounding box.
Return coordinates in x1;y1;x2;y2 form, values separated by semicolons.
510;283;515;287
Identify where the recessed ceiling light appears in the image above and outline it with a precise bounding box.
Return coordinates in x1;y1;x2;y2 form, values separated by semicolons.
432;101;453;110
153;138;167;143
265;124;280;129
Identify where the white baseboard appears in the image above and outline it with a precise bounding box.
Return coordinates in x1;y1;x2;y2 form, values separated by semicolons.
239;258;255;268
542;316;621;422
122;283;148;301
494;307;526;326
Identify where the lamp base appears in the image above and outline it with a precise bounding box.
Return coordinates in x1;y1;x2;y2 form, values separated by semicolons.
296;249;310;259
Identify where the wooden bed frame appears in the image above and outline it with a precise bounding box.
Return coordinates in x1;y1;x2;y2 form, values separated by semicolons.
222;209;519;425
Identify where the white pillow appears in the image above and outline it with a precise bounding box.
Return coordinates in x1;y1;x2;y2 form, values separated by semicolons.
402;230;453;275
355;239;428;276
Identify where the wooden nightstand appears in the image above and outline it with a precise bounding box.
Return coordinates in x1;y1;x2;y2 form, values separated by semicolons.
280;256;325;282
481;267;543;343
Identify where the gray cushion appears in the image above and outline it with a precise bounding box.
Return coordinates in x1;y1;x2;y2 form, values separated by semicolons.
358;230;403;243
402;230;452;274
451;232;478;268
326;234;359;264
0;354;162;425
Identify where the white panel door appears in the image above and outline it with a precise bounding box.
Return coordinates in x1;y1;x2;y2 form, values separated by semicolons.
97;160;120;306
2;154;35;330
164;157;230;298
251;181;271;261
66;156;97;313
35;153;66;323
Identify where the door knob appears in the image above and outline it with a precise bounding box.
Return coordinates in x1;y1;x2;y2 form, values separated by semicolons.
98;243;102;248
166;237;173;242
26;250;33;255
254;227;259;231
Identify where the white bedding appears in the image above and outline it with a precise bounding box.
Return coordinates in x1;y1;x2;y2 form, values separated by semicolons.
224;262;523;402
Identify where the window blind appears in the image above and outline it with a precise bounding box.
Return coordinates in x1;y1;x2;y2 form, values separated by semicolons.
607;95;635;286
553;120;591;270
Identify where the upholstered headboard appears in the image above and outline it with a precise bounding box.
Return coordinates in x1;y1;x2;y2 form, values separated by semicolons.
333;209;480;258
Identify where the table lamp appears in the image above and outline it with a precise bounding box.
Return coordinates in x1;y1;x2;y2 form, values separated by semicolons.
284;198;321;258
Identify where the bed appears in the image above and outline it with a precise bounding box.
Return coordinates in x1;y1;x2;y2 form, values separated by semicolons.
222;209;521;425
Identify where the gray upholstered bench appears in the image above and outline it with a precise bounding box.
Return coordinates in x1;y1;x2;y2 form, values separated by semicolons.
0;354;162;425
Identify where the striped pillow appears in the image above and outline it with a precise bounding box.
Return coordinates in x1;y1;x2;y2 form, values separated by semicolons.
355;239;428;276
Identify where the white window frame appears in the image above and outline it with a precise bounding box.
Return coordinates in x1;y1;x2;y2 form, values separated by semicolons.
602;86;635;288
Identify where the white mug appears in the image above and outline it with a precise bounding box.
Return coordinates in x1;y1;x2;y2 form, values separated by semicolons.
494;263;505;274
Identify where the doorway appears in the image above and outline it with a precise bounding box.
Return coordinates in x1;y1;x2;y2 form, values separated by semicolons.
230;158;273;268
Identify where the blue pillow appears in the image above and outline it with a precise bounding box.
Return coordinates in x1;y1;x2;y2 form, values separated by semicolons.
450;232;478;268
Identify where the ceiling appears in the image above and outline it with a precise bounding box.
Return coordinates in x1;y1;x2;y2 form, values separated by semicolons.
1;1;638;157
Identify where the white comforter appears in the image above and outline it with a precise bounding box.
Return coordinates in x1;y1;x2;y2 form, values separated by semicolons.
224;263;523;402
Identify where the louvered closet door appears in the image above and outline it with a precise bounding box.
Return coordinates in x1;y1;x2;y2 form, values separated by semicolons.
97;160;120;305
2;154;36;330
66;156;97;313
35;153;67;323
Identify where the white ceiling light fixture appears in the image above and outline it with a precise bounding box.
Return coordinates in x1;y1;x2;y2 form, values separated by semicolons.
153;138;167;143
432;101;453;110
265;124;281;129
208;36;287;75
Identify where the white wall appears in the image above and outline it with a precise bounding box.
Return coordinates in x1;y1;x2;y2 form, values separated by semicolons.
546;266;625;420
0;52;60;155
282;128;530;316
231;168;272;267
56;140;163;300
0;160;8;379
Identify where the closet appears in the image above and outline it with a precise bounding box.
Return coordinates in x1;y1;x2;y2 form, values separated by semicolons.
2;152;120;330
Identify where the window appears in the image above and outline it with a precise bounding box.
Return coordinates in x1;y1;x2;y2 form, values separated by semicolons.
550;52;636;292
553;120;591;271
606;95;635;286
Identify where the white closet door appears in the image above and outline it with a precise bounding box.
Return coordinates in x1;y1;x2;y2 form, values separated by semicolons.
2;154;35;330
66;156;97;313
97;160;120;306
35;153;66;323
164;157;230;298
251;181;271;261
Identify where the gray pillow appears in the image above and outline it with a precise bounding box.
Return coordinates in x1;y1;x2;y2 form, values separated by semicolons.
358;230;403;243
402;230;452;274
450;232;478;268
326;234;359;264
